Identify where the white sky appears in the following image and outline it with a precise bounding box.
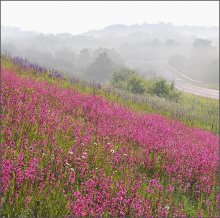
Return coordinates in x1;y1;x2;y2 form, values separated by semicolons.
1;1;219;35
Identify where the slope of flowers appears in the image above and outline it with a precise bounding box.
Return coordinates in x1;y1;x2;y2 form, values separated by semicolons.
1;67;219;217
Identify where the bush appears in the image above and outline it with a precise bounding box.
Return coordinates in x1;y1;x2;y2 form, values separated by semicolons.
110;68;136;88
150;79;181;102
127;75;145;94
149;79;170;98
111;68;181;102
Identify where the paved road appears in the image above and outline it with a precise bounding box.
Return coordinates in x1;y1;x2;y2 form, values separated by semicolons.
125;60;219;100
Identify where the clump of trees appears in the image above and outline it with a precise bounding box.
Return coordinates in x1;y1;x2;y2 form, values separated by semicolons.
110;68;182;102
85;52;114;84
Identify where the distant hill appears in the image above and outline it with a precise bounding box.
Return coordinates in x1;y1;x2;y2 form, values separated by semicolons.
1;23;219;85
84;22;219;40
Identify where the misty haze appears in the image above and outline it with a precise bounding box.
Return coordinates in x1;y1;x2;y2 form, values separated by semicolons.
1;1;219;217
2;22;219;97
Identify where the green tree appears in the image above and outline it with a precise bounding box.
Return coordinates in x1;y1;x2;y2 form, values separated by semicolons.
86;52;113;83
127;75;145;94
150;79;170;98
111;68;136;88
111;68;181;102
150;79;181;102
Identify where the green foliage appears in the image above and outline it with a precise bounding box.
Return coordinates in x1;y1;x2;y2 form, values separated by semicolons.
111;68;181;102
110;68;136;88
149;79;182;102
149;79;170;97
1;188;67;217
126;75;145;94
111;68;146;94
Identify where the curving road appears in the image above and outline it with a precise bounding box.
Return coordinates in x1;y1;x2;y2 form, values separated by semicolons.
125;60;219;100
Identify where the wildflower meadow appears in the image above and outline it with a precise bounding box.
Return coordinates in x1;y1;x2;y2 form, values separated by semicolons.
0;56;219;217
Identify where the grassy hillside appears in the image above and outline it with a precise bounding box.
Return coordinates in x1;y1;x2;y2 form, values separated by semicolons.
1;56;219;217
3;56;219;135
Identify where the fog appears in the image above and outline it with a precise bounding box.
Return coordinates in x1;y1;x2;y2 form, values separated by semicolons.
1;23;219;85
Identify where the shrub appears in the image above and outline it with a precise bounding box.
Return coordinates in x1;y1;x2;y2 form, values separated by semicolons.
127;75;145;94
110;68;136;89
149;79;170;98
111;68;181;102
150;79;181;102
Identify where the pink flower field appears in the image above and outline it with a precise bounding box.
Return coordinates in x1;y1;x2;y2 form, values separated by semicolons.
1;65;219;217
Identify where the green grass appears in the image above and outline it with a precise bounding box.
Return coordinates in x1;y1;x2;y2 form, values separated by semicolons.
1;57;219;217
2;57;219;135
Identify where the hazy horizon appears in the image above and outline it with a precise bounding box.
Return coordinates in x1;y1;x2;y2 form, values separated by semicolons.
1;1;219;89
1;21;219;37
2;1;219;35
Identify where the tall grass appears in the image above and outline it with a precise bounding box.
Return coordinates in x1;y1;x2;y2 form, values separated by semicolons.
1;56;219;217
2;55;219;135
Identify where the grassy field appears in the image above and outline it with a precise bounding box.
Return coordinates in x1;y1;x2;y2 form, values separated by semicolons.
1;56;219;217
2;56;219;135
